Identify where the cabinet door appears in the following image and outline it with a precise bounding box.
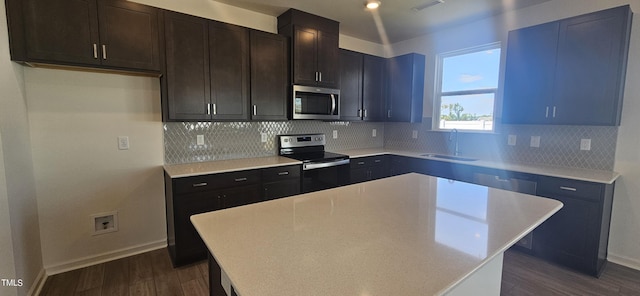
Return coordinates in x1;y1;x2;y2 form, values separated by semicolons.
97;0;160;71
22;0;100;65
535;195;600;273
263;179;301;200
209;22;250;120
339;49;363;121
250;30;288;120
317;31;340;88
220;185;261;209
552;6;631;126
163;11;211;121
362;55;387;122
502;22;558;125
293;26;319;86
386;53;425;122
174;192;220;265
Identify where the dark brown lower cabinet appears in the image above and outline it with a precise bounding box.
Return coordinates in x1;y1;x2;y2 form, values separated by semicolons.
534;176;615;277
165;170;261;267
165;165;301;267
349;155;389;184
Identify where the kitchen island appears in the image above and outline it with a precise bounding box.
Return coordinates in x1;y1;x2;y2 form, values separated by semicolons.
191;173;563;296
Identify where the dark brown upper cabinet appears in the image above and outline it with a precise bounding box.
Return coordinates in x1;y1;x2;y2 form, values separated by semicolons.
7;0;161;73
278;9;340;89
386;53;425;123
162;11;211;121
339;49;386;121
209;21;250;121
502;5;632;126
162;11;287;122
250;30;289;121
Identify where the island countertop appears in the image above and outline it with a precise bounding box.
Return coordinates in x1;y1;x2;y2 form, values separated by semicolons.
191;173;563;296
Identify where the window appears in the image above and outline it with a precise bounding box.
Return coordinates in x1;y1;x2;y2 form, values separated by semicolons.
434;43;501;131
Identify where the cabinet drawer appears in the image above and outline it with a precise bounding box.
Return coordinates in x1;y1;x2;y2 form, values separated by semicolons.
174;170;260;194
350;155;387;168
537;176;602;202
261;165;301;182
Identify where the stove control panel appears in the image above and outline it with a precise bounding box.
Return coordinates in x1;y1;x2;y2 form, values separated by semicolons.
279;134;326;148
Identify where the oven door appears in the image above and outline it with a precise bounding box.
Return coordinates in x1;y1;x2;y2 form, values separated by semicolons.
302;159;350;193
293;85;340;120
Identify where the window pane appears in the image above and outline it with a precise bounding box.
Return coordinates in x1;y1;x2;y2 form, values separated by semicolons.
439;93;494;130
441;48;501;92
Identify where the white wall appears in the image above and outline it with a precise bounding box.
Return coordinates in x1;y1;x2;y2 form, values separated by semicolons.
26;68;165;273
390;0;640;269
0;0;44;293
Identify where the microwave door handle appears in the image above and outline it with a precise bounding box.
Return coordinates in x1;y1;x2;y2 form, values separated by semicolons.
330;94;336;115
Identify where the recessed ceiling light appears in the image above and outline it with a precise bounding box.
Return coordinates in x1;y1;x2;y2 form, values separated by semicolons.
365;1;381;10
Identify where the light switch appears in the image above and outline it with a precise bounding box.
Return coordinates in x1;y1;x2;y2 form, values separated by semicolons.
261;133;268;143
197;135;205;145
117;136;129;150
412;130;418;139
372;129;377;137
530;136;540;148
508;135;517;146
333;130;338;139
580;139;591;151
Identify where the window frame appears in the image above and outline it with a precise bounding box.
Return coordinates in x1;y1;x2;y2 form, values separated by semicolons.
432;42;502;133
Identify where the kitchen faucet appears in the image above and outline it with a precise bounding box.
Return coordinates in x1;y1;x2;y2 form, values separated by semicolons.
449;128;460;156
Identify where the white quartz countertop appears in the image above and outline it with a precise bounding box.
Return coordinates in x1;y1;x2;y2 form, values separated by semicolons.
163;156;302;178
191;173;563;296
337;148;620;184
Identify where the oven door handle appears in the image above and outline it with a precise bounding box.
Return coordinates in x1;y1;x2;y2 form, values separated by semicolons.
303;159;350;170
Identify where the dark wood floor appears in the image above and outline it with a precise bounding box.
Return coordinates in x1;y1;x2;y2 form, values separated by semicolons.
40;248;640;296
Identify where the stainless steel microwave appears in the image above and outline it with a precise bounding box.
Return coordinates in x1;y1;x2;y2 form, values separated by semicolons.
292;85;340;120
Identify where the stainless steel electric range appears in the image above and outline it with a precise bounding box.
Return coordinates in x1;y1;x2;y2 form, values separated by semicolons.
278;133;350;193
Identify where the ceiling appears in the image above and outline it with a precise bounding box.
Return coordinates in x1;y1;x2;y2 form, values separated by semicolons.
212;0;552;44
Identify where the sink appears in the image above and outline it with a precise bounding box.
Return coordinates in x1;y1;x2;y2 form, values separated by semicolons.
420;154;478;162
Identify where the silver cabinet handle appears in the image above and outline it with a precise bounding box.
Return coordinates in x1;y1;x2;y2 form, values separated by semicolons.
374;159;381;163
357;161;365;165
93;44;98;59
387;110;392;118
545;106;549;118
319;72;322;82
212;103;217;115
207;104;211;115
102;45;107;60
560;186;577;192
364;109;368;118
192;182;208;187
253;105;257;116
234;178;247;182
358;109;362;117
553;106;557;118
277;171;289;176
315;72;319;82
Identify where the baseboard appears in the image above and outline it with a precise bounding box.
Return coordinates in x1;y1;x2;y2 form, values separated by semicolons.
44;239;167;276
27;268;46;296
608;253;640;271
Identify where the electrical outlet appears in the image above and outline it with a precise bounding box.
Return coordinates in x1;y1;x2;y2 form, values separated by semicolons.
197;135;205;145
530;136;541;148
372;129;377;138
580;139;591;151
261;133;268;143
508;135;517;146
117;136;129;150
333;130;338;139
91;211;118;236
412;130;418;139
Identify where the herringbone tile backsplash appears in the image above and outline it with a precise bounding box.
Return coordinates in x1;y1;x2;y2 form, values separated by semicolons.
165;118;617;171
